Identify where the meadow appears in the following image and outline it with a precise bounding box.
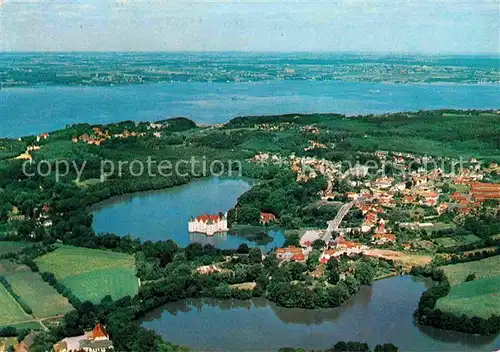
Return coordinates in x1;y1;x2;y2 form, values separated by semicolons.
36;247;138;303
440;255;500;285
435;276;500;319
436;256;500;319
0;241;32;256
6;271;73;318
434;234;481;248
0;284;30;326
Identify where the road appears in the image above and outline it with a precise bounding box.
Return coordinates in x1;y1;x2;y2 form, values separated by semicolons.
321;201;355;243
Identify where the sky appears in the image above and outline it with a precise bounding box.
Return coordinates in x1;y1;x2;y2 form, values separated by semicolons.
1;0;499;53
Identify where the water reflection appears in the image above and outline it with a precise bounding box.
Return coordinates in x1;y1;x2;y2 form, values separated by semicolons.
141;276;500;351
92;176;284;249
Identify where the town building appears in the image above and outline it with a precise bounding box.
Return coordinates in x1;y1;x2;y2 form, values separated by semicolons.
275;246;303;261
188;212;228;235
53;323;114;352
260;212;276;225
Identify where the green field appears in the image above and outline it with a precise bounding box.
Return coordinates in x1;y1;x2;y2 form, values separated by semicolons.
0;321;44;330
36;247;138;303
437;256;500;318
457;234;482;245
0;241;32;255
6;271;73;318
434;237;458;248
0;284;30;326
436;276;500;319
440;255;500;285
434;234;481;248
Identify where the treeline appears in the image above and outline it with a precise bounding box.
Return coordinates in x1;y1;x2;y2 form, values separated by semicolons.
0;276;33;315
225;113;345;129
279;341;399;352
411;265;500;335
433;246;500;266
40;272;82;308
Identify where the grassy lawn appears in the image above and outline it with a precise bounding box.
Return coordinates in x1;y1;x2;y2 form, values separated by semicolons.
440;255;500;285
0;321;44;330
456;234;481;245
36;246;138;303
436;276;500;319
0;241;32;256
434;237;458;248
61;268;139;303
6;271;73;319
424;222;455;233
0;284;30;326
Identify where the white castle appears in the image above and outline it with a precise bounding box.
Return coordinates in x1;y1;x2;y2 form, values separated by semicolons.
188;212;228;236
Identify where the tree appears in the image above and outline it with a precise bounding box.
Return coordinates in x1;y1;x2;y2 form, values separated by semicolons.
465;273;476;282
354;261;376;285
306;250;320;271
374;343;399;352
286;261;307;281
248;248;262;264
312;239;325;250
326;258;340;285
331;341;370;352
235;206;260;225
283;233;300;247
237;243;249;254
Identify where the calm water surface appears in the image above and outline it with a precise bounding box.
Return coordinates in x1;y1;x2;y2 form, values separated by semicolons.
92;177;285;249
2;81;499;137
141;276;500;351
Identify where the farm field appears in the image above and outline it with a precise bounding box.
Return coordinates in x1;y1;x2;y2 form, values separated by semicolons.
0;241;32;256
440;255;500;285
0;284;30;326
0;321;44;330
435;276;500;319
36;247;138;303
6;271;73;318
434;237;457;248
434;234;481;248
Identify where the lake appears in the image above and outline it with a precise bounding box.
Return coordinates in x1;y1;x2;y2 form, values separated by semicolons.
92;176;285;249
2;81;499;138
140;276;500;351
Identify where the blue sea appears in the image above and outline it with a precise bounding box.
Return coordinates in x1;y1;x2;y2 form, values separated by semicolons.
1;80;498;138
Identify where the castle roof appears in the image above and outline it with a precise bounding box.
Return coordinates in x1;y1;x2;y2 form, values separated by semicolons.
90;323;108;340
193;213;224;223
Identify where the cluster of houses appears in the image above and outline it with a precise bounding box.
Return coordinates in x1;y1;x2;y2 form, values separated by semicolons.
7;204;52;228
36;133;50;142
15;145;41;161
71;123;174;145
72;127;151;146
72;127;111;146
253;122;293;132
300;125;320;135
304;140;329;151
274;228;396;267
